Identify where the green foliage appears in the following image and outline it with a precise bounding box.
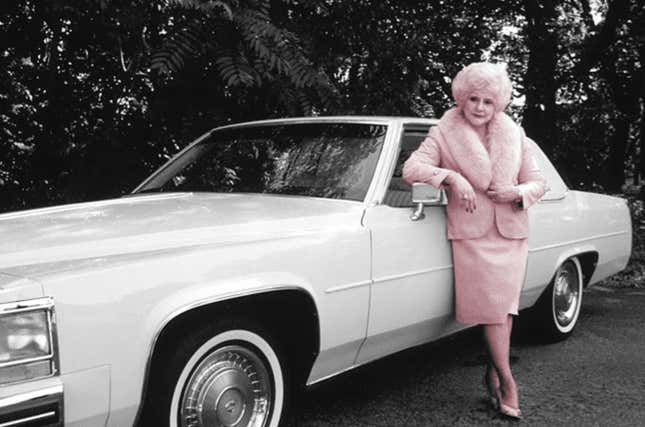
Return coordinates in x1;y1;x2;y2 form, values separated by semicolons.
600;190;645;288
0;0;336;211
279;0;522;116
1;0;644;214
149;0;334;112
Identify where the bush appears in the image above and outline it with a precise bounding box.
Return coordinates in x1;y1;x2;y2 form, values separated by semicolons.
599;189;645;288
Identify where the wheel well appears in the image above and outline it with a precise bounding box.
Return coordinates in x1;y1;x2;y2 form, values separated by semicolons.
574;251;598;287
531;251;598;306
137;289;319;423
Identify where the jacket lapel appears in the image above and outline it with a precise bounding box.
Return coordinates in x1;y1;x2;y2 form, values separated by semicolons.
487;112;522;187
437;107;522;191
437;108;492;191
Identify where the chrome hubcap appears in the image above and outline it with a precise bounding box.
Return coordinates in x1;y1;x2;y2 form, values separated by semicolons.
553;262;580;328
180;345;272;427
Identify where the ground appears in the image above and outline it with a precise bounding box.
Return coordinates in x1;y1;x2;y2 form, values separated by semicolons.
289;285;645;426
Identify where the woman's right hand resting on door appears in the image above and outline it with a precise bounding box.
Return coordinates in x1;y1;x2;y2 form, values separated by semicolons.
445;172;476;213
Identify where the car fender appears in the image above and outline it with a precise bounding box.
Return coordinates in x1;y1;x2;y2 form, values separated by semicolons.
142;271;319;349
551;244;597;282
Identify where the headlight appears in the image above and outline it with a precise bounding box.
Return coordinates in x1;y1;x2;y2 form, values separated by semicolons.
0;297;58;385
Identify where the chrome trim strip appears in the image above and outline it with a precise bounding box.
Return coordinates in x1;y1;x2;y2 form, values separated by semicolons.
214;117;400;132
133;285;318;426
48;303;59;377
0;384;63;427
373;265;453;284
0;355;51;369
363;121;402;205
132;131;213;193
324;265;454;293
400;118;439;127
0;384;62;409
0;298;54;315
155;286;310;327
368;121;438;206
539;194;567;202
307;363;359;386
539;186;569;202
529;230;629;253
0;411;56;427
307;322;475;387
324;280;372;294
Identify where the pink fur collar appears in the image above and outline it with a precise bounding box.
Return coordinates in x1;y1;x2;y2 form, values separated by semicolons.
437;107;522;191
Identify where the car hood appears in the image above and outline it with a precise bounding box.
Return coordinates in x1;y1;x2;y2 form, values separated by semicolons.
0;193;365;277
0;273;44;303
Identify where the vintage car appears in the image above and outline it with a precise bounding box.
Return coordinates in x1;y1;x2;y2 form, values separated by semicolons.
0;117;632;427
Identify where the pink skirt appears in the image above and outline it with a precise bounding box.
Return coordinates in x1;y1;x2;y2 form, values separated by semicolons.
451;226;528;325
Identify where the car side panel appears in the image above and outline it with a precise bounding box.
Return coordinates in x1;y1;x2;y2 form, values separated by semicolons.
63;365;110;426
39;211;370;426
523;191;631;308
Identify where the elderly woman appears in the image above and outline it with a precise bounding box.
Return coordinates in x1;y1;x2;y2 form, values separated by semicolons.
402;62;546;419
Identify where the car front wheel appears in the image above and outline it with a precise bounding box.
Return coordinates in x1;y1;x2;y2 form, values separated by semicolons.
146;319;287;427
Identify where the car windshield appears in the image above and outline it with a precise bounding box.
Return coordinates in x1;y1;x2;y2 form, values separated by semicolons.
136;122;387;201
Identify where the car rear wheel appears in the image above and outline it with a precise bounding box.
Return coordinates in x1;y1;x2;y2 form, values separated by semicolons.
525;258;583;342
146;319;287;427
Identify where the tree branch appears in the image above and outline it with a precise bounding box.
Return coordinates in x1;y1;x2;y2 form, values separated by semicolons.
118;35;130;72
577;0;594;29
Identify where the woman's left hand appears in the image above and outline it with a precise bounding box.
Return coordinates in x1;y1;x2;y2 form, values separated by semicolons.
487;185;520;203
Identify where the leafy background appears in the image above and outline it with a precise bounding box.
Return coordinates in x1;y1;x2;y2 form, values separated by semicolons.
1;0;643;285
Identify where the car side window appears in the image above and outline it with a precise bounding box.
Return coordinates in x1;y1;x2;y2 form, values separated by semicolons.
383;126;432;207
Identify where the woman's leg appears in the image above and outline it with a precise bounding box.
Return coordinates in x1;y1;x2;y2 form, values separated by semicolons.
484;331;500;393
483;315;519;409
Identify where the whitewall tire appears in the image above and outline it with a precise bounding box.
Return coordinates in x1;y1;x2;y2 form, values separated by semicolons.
529;257;584;342
147;320;287;427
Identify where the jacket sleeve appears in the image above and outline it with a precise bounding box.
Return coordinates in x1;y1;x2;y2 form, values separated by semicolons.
516;134;547;210
402;127;453;188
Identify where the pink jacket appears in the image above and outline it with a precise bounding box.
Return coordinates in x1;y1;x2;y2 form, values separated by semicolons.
402;108;546;240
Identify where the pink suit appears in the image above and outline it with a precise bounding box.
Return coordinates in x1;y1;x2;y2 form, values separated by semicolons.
403;108;546;324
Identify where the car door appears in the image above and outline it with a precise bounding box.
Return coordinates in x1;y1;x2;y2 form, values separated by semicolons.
356;124;468;365
520;139;575;308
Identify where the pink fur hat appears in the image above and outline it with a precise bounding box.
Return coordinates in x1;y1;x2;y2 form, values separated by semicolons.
451;62;512;113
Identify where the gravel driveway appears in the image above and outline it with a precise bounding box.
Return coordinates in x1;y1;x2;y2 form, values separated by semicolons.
287;285;645;426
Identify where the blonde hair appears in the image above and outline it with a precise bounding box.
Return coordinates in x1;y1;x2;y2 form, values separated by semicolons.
451;62;512;112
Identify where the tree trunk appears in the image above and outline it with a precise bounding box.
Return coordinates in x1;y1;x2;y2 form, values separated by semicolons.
522;0;558;159
637;96;645;193
572;0;630;77
30;3;65;207
636;33;645;201
607;118;629;192
601;50;638;192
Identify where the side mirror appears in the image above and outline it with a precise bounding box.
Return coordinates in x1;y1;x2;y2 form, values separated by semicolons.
410;182;443;221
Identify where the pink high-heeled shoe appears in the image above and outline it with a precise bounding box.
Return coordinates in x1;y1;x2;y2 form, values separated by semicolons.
495;388;522;420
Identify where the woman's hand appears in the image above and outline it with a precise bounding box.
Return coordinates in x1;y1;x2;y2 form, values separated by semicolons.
487;185;521;204
446;172;476;213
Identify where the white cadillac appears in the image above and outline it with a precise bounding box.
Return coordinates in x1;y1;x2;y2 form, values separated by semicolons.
0;117;632;427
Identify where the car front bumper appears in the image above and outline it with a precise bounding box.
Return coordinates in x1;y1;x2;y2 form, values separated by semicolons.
0;382;64;427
